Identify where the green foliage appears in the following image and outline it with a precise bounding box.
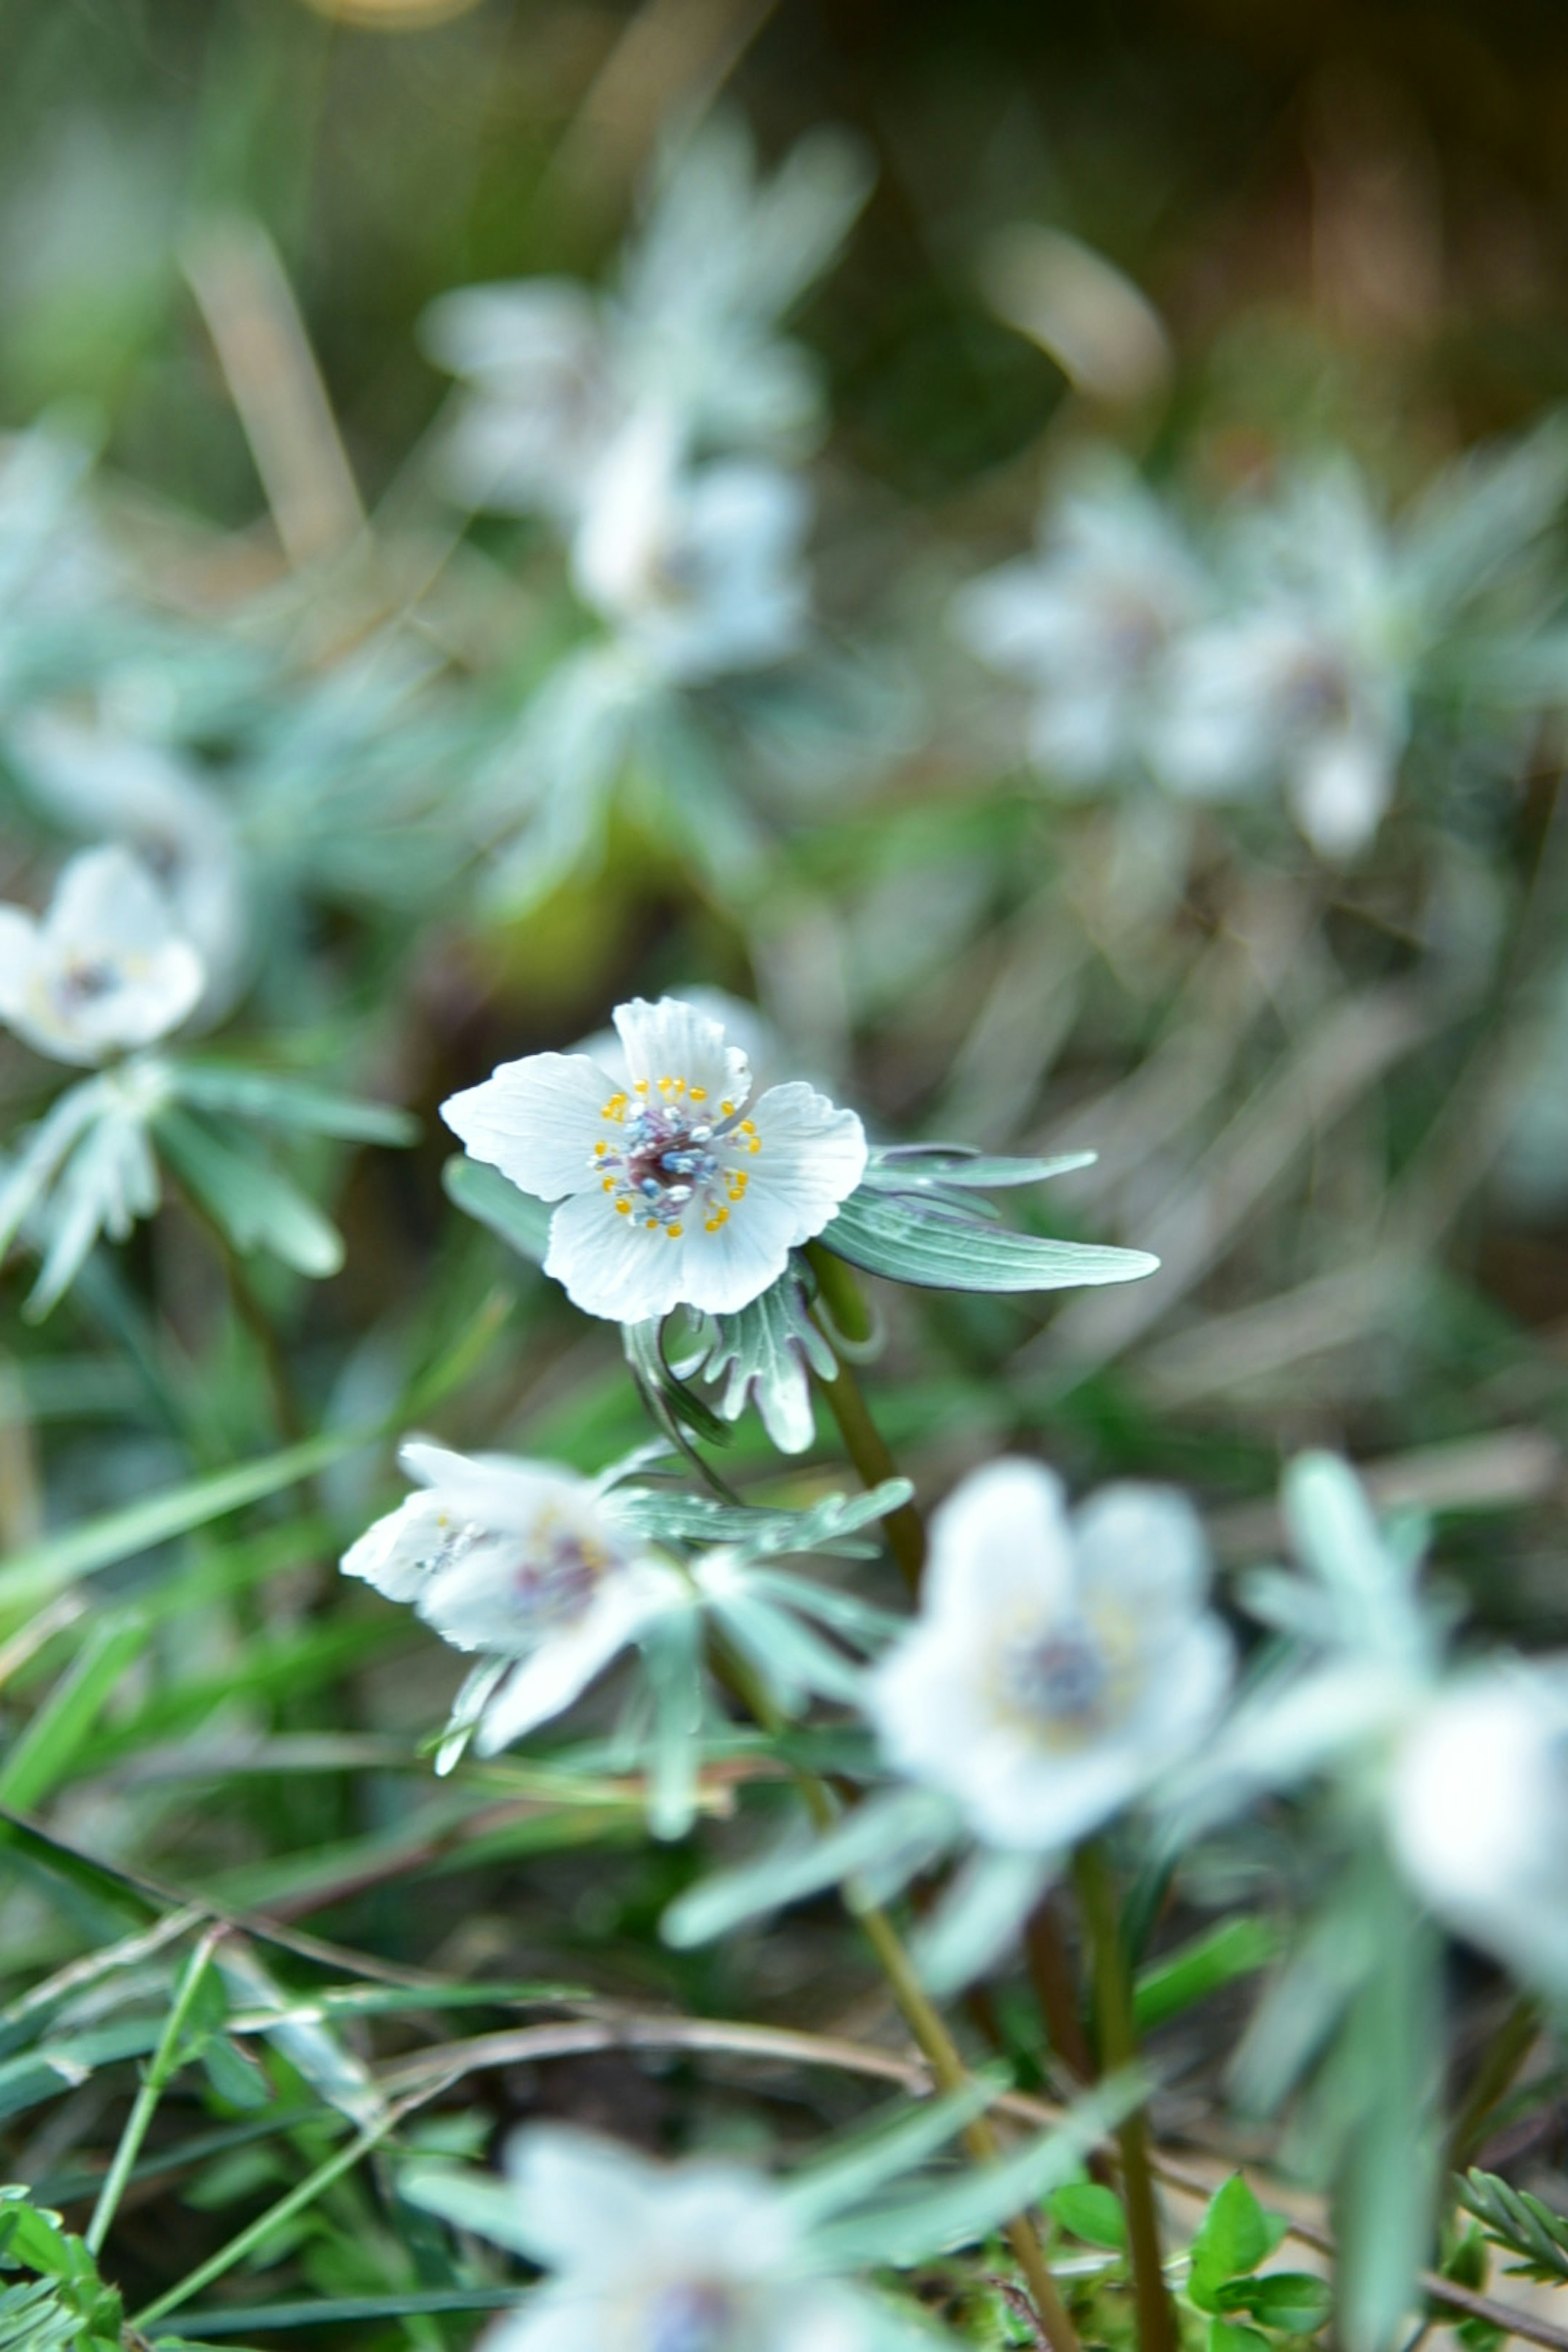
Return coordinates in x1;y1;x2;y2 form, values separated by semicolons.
1458;2169;1568;2286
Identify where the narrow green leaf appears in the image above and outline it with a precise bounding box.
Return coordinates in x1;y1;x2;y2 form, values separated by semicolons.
1134;1917;1281;2034
0;1430;361;1617
0;1614;149;1811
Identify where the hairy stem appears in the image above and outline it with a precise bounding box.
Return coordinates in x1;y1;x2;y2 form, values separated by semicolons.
1075;1843;1174;2352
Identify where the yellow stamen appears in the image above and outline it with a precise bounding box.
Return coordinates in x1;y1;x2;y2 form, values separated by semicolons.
616;1200;632;1216
634;1080;649;1094
601;1093;627;1120
739;1120;756;1135
602;1177;616;1192
721;1100;736;1116
666;1223;683;1239
688;1086;707;1102
749;1138;761;1154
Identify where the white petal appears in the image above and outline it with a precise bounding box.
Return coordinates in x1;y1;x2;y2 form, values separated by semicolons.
472;1584;656;1747
1289;726;1397;858
666;1190;798;1316
742;1082;866;1242
1072;1483;1212;1621
47;843;173;957
924;1457;1076;1625
544;1186;694;1323
441;1051;612;1200
339;1492;451;1604
501;2123;664;2270
612;996;751;1106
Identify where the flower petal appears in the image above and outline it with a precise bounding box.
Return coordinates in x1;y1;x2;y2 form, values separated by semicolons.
544;1185;696;1323
442;1051;612;1201
743;1081;866;1243
1072;1482;1211;1623
471;1581;660;1747
924;1456;1075;1624
612;996;751;1106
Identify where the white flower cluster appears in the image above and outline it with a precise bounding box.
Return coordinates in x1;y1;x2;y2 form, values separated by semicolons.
425;116;869;690
954;435;1568;858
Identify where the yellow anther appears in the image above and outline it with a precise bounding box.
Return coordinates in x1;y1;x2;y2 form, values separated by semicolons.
749;1138;761;1154
602;1177;616;1192
601;1093;627;1120
688;1086;708;1102
666;1223;684;1239
616;1200;632;1215
704;1206;730;1231
634;1080;649;1094
739;1120;755;1135
595;1139;607;1154
644;1217;659;1230
658;1076;674;1094
721;1100;736;1116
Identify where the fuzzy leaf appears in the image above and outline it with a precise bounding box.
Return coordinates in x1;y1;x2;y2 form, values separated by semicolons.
820;1185;1157;1294
156;1107;343;1277
169;1061;419;1145
441;1154;553;1265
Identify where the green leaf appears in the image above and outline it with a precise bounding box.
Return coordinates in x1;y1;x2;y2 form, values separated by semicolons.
0;1430;361;1617
1134;1917;1282;2034
168;1062;419;1145
1459;2169;1568;2286
1209;2322;1272;2352
1188;2176;1281;2310
156;1107;343;1277
1218;2272;1333;2333
0;1613;149;1811
819;1186;1158;1294
1049;2180;1128;2250
441;1154;552;1266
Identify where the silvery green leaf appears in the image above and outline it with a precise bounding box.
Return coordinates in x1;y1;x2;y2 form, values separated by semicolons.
910;1846;1057;1995
1280;1454;1430;1670
169;1062;419;1145
617;1481;911;1565
27;1105;159;1320
780;2078;1003;2232
435;1659;509;1778
662;1787;954;1948
0;1080;107;1263
672;1266;836;1453
641;1609;705;1839
156;1106;343;1278
746;1565;904;1644
861;1144;1098;1191
621;1319;732;1448
820;1185;1158;1294
702;1585;865;1708
811;2071;1145;2269
441;1154;552;1266
397;2160;541;2256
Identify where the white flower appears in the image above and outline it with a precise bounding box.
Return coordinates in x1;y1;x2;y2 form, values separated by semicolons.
421;279;620;523
951;462;1204;791
341;1441;684;1764
871;1458;1232;1852
442;995;866;1325
468;2126;914;2352
7;708;248;1020
1386;1661;1568;1996
571;410;813;684
1149;468;1417;857
0;845;205;1066
575;986;785;1098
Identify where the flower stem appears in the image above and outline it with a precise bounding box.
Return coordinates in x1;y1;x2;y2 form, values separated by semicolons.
712;1635;1080;2352
87;1925;225;2256
1074;1842;1174;2352
802;1246;925;1592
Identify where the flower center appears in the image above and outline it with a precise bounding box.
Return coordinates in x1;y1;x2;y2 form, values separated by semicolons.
643;2281;738;2352
430;1512;611;1625
55;957;126;1008
592;1076;760;1239
997;1618;1112;1738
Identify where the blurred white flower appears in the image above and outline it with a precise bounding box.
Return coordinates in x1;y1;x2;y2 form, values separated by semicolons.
341;1440;684;1767
1151;468;1417;856
951;462;1204;791
0;845;204;1065
871;1457;1232;1852
572;410;813;684
1203;1454;1568;1998
442;994;866;1324
6;708;248;1018
1386;1662;1568;1997
422;115;870;524
474;2127;874;2352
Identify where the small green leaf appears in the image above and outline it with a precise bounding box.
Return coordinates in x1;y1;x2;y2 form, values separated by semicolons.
1188;2176;1281;2310
1209;2321;1272;2352
1218;2272;1332;2333
1134;1917;1281;2034
442;1155;552;1266
1048;2180;1128;2250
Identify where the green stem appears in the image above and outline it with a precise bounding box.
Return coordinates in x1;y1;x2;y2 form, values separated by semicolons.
131;2089;418;2329
802;1247;925;1593
1448;1994;1541;2175
1075;1843;1174;2352
87;1926;225;2256
713;1635;1080;2352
